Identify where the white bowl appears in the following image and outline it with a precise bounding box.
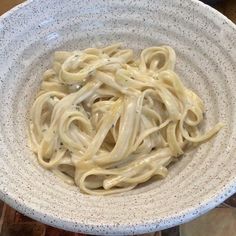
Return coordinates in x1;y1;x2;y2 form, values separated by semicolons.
0;0;236;235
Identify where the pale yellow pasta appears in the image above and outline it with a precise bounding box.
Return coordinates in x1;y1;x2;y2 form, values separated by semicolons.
29;43;223;195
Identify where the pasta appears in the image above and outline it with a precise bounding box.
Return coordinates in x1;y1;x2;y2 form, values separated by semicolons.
29;43;223;195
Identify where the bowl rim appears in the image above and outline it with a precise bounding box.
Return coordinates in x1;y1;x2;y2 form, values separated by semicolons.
2;176;236;234
0;0;236;234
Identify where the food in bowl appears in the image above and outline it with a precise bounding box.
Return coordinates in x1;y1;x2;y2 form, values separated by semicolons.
29;43;223;195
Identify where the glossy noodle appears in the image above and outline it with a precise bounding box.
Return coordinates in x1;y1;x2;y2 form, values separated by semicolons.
29;43;223;195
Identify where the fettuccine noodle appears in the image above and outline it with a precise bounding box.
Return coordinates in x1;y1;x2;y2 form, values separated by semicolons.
29;43;223;195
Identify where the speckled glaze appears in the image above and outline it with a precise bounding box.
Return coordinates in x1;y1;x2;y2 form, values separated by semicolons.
0;0;236;235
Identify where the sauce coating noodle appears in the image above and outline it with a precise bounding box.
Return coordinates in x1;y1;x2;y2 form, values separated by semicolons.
29;44;223;195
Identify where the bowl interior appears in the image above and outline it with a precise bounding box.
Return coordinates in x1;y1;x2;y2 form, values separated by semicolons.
1;0;236;234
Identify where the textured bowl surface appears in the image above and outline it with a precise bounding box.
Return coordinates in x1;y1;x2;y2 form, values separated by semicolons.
0;0;236;235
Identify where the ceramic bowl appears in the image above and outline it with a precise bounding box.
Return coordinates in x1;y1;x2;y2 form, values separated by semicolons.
0;0;236;235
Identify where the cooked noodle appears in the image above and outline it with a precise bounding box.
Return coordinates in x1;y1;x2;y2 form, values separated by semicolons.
29;43;223;195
